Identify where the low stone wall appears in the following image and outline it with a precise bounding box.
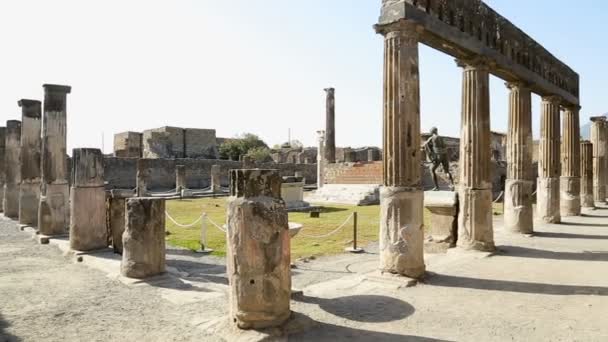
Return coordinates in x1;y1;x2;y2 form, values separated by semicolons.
104;157;317;190
324;162;383;185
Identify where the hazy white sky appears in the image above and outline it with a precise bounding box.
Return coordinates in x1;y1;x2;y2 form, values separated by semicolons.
1;1;606;153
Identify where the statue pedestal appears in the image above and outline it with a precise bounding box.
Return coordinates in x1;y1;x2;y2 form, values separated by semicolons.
424;191;458;253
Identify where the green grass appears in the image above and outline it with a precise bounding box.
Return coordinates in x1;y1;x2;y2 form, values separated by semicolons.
165;197;504;259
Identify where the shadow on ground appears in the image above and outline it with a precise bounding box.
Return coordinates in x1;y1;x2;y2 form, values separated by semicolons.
295;294;414;323
498;245;608;262
426;273;608;296
533;231;608;240
0;312;21;342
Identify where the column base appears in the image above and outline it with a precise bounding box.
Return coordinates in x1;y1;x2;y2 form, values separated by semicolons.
457;187;495;252
593;186;606;203
503;179;534;234
560;176;581;217
379;186;425;279
537;177;560;224
581;193;595;208
38;183;69;236
19;182;41;226
3;183;20;219
70;187;108;252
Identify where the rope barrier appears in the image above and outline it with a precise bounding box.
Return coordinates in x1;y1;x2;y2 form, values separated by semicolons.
205;214;227;233
148;188;178;195
165;211;204;228
493;191;504;203
298;213;354;239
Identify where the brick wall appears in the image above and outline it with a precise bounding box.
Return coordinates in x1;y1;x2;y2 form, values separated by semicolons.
324;162;383;185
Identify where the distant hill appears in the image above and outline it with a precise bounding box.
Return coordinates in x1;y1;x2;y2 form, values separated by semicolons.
580;113;608;140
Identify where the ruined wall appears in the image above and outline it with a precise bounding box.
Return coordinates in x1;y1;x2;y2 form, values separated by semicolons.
184;128;217;159
104;157;317;190
114;131;142;158
142;126;184;158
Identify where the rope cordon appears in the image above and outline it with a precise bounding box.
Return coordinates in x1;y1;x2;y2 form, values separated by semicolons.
297;213;354;239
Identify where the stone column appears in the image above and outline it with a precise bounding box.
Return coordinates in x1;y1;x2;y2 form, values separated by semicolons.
560;106;581;216
175;165;186;191
590;116;606;203
537;96;562;223
210;165;221;192
324;88;336;164
456;58;494;251
316;130;325;189
0;127;6;213
504;82;533;234
580;140;594;208
226;169;290;329
69;149;107;251
38;84;71;236
3;120;21;219
375;21;425;277
136;159;148;196
18;99;42;226
121;197;166;278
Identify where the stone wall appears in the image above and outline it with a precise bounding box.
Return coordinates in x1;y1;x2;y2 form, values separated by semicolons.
104;157;317;190
114;131;142;158
142;126;185;158
184;128;217;159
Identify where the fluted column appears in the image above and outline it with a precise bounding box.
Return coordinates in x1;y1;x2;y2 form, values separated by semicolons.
590;116;606;203
504;82;533;234
456;58;494;251
316;130;325;189
560;105;581;216
324;88;336;164
537;96;562;223
18;99;42;226
580;140;594;208
375;20;425;278
3;120;21;219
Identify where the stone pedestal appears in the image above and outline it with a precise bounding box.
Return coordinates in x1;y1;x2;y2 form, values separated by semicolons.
175;165;186;191
504;82;534;233
3;120;21;219
456;58;494;251
424;191;458;251
324;88;336;164
121;198;166;278
38;84;71;236
18;99;42;226
537;96;562;223
69;148;107;251
560;106;581;216
580;141;594;208
210;165;221;192
227;169;291;329
590;117;606;203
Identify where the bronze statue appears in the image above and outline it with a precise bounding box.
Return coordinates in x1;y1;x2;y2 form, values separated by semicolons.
423;127;454;191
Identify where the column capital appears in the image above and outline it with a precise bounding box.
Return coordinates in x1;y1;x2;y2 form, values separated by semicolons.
564;104;582;112
374;19;420;38
6;120;21;129
323;87;335;95
455;57;493;71
18;99;41;108
43;84;71;94
505;81;531;90
316;130;325;141
18;99;42;119
541;95;562;105
590;115;606;123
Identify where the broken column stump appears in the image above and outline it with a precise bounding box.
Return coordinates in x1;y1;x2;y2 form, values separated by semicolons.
226;169;291;329
69;148;107;251
424;191;458;252
107;189;135;254
121;197;166;278
3;120;21;219
18;99;42;226
175;165;186;192
210;164;221;193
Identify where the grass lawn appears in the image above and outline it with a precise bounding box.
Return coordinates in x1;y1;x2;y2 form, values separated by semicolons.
165;197;504;259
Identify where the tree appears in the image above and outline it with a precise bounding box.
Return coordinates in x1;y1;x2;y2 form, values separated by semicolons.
246;146;272;162
219;133;268;160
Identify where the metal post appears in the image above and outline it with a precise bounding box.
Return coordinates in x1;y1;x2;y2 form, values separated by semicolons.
345;212;364;253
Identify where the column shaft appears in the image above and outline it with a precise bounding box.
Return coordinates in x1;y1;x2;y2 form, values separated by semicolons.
504;83;533;233
376;20;425;278
560;106;581;216
537;96;561;223
324;88;336;163
580;141;594;208
0;127;6;213
316;131;325;189
3;120;21;219
175;165;186;191
18;99;42;226
590;117;606;203
456;59;494;251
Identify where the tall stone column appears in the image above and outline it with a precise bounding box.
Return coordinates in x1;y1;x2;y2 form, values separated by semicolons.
456;58;494;251
590;116;606;203
18;99;42;226
324;88;336;164
3;120;21;219
70;148;107;251
316;130;325;189
175;165;186;191
580;140;594;208
560;106;581;216
226;169;291;329
375;21;425;278
210;164;221;193
0;127;6;213
537;96;562;223
38;84;71;236
136;159;148;196
504;82;533;234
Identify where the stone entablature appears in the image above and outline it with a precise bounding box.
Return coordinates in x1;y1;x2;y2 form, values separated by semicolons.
379;0;579;106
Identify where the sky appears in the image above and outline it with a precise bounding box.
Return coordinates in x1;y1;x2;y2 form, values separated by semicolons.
1;0;607;153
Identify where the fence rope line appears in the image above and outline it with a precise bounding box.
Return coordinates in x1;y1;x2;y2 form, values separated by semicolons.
205;214;227;233
298;213;354;239
165;211;204;228
149;188;178;195
493;191;505;203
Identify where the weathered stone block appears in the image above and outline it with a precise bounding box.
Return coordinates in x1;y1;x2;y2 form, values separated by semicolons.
3;183;20;219
504;179;534;234
227;169;291;329
457;188;494;252
38;184;69;236
19;183;40;226
69;187;107;251
560;176;581;217
121;198;166;278
537;177;560;224
108;197;126;254
379;187;425;278
423;191;458;251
